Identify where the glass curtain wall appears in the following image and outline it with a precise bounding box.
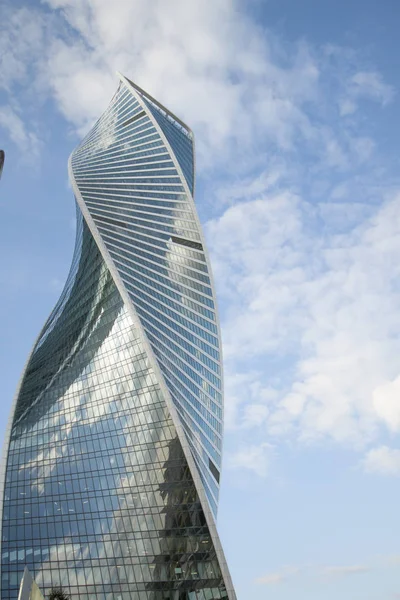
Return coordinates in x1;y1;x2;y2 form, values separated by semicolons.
1;75;236;600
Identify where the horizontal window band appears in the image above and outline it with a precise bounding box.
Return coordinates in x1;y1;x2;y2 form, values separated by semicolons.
208;458;220;483
171;236;203;251
94;211;202;241
93;214;127;229
121;110;146;127
87;202;198;231
72;146;168;169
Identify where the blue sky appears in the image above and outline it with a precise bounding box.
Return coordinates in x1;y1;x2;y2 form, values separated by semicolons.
1;0;400;598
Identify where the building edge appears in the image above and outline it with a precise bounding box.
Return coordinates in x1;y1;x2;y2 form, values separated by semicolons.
0;320;60;598
117;72;228;501
0;207;87;598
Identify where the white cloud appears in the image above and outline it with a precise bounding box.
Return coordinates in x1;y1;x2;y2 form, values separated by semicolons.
0;5;51;160
351;71;395;105
254;572;285;585
322;565;370;577
339;98;357;116
254;566;300;585
349;136;375;163
227;443;273;477
241;404;270;429
0;105;40;160
0;6;47;91
223;368;277;432
208;185;400;448
215;164;287;206
362;446;400;475
373;376;400;432
255;563;370;585
336;70;395;118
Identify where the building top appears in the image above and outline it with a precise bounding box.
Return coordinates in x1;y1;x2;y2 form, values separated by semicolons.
117;72;193;139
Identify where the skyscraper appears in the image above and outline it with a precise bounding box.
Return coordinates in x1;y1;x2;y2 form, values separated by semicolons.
1;74;236;600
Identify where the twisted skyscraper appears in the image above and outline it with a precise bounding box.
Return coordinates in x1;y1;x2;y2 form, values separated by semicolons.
0;75;236;600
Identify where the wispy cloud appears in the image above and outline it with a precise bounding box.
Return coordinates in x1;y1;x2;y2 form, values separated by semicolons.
322;564;371;578
351;71;395;105
373;376;400;432
0;105;41;161
338;71;394;116
255;563;370;585
383;555;400;566
362;446;400;475
208;186;400;462
337;70;394;116
0;6;48;91
0;5;51;161
254;572;285;585
227;443;273;478
255;567;300;585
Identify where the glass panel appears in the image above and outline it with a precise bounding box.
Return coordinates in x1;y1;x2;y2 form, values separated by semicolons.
2;80;234;600
2;217;228;600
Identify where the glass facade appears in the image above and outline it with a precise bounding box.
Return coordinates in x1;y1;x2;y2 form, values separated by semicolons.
1;75;236;600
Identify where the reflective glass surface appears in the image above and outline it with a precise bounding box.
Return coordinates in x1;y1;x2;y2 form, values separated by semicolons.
2;77;236;600
2;216;229;600
139;95;195;195
71;81;222;513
